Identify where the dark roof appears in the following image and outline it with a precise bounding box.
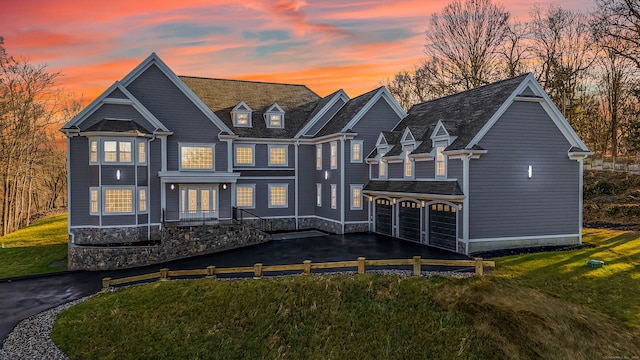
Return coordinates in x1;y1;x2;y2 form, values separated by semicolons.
363;180;463;196
307;89;343;121
314;87;381;137
389;74;529;154
179;76;322;138
84;119;151;134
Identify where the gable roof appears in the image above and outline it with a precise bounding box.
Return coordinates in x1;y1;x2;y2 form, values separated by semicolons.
84;119;151;135
180;76;321;138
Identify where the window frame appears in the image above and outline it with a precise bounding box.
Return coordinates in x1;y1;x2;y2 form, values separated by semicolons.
330;184;337;209
316;144;322;170
350;184;363;210
379;159;387;179
89;140;98;164
90;187;99;215
330;141;337;169
316;183;322;207
179;143;215;171
103;139;134;164
138;187;148;213
236;184;255;209
102;186;135;215
268;145;288;167
404;149;414;179
268;183;289;208
350;140;363;163
435;141;447;179
137;140;146;165
234;144;255;166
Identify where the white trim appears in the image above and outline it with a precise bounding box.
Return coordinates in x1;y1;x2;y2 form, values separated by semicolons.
264;103;285;129
119;53;234;134
236;184;256;209
297;215;342;224
295;140;299;229
340;87;407;132
350;140;363;163
340;136;345;233
268;183;289;208
430;120;450;141
401;127;415;144
70;223;162;230
232;102;253;128
159;171;241;184
462;155;470;254
469;233;581;243
295;90;350;138
268;144;288;167
234;144;255;166
578;158;584;244
178;143;215;171
435;141;447;179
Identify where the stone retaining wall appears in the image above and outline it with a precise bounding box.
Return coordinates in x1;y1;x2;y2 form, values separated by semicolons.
72;225;162;245
68;224;271;271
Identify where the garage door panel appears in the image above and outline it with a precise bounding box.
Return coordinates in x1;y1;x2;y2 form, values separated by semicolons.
375;199;392;236
429;203;457;251
399;201;421;241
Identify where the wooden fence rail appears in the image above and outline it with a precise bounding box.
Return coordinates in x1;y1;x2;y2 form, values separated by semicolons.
101;256;495;290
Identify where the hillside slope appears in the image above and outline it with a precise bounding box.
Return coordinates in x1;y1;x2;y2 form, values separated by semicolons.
584;170;640;229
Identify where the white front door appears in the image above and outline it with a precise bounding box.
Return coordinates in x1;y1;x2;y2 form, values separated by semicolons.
180;185;218;219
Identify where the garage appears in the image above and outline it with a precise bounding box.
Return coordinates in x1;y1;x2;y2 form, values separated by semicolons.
398;201;421;241
375;198;393;235
429;203;457;251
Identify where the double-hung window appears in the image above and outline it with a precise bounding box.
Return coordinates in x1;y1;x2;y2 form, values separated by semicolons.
268;184;288;208
180;144;214;170
351;140;363;163
330;141;337;169
331;184;337;209
90;140;98;163
316;183;322;207
235;145;255;166
138;141;146;164
350;185;363;210
268;145;288;166
138;187;147;213
316;144;322;170
104;140;133;163
90;188;99;215
404;150;414;179
435;141;447;178
236;185;255;208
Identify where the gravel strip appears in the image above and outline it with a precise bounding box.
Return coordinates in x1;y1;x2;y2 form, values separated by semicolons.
0;269;473;359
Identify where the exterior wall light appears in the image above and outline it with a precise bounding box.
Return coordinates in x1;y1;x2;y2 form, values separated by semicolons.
170;184;175;190
324;171;328;180
528;165;533;179
116;169;121;181
223;184;227;190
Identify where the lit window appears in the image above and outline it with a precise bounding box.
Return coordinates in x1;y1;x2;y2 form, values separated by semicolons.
104;188;133;214
269;114;282;128
90;140;98;163
269;184;288;208
330;141;337;169
379;160;386;178
236;185;254;208
269;146;287;166
90;188;99;215
103;140;133;163
351;185;363;210
235;112;250;126
316;183;322;207
235;145;254;166
436;143;446;177
138;142;146;164
331;184;337;209
351;141;362;163
404;151;413;178
181;145;213;170
316;144;322;170
139;188;147;213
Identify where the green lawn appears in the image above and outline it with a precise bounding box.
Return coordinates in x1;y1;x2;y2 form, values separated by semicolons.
0;213;68;279
51;228;640;359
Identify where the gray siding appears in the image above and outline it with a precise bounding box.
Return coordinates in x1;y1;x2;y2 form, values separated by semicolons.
298;145;316;216
236;179;296;218
388;162;403;179
101;165;135;186
314;141;341;221
305;98;345;136
69;136;90;226
469;101;579;239
107;88;128;99
448;159;463;189
415;160;435;179
126;64;225;172
219;186;232;219
79;104;156;133
149;140;162;223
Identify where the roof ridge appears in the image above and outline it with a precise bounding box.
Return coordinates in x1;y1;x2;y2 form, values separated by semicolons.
178;75;311;88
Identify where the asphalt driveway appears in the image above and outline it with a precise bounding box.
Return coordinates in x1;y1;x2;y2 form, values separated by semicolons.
0;232;470;346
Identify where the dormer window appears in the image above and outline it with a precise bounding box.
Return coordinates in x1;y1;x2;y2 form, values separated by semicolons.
264;103;285;129
232;102;253;127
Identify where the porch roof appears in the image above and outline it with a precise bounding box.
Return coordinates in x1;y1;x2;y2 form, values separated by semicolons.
363;180;464;199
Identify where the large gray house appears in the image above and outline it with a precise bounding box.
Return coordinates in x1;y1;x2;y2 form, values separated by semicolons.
61;53;590;269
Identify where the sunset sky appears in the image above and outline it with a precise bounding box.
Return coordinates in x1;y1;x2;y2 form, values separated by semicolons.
3;0;592;102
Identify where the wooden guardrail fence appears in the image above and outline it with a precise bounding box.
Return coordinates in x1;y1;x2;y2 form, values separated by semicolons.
102;256;495;290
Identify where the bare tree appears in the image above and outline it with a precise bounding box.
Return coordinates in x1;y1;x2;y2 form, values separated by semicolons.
592;0;640;68
500;20;532;77
529;4;596;120
425;0;510;90
383;57;452;110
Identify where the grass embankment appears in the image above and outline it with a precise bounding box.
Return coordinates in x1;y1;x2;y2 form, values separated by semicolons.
0;213;68;279
584;169;640;227
51;228;640;359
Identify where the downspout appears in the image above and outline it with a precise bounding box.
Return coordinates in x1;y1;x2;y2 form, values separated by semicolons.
295;140;299;230
578;157;584;244
66;134;74;244
463;154;471;255
340;136;346;234
160;135;167;222
147;134;157;240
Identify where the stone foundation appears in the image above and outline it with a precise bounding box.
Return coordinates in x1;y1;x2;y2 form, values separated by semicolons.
72;225;161;245
268;218;297;232
344;222;369;233
68;224;271;271
298;217;343;234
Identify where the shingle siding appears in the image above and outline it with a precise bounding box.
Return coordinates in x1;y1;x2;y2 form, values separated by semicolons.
469;101;579;239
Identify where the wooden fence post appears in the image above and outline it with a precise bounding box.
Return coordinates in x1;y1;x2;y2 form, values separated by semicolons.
206;266;216;279
254;263;263;279
303;260;311;275
357;257;366;274
413;256;421;276
160;268;170;281
474;258;484;277
102;277;111;290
